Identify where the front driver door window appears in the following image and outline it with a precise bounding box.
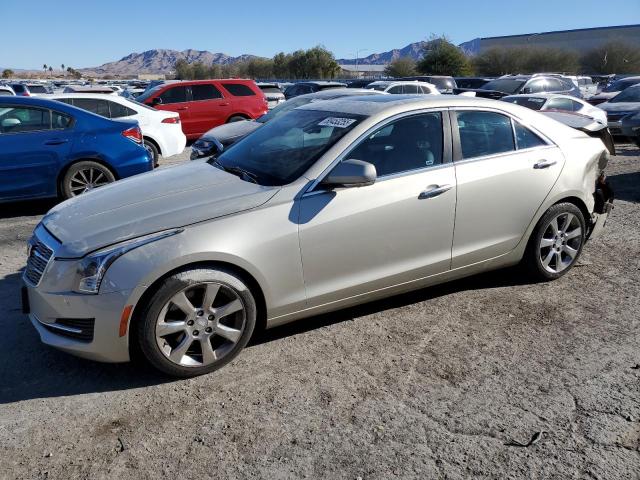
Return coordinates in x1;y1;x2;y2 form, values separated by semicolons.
297;111;457;307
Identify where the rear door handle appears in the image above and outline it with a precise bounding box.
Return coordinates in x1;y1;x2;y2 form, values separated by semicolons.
220;102;230;106
44;139;69;146
533;159;557;169
418;184;453;200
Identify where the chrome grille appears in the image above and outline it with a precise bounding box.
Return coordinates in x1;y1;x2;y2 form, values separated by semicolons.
24;236;54;286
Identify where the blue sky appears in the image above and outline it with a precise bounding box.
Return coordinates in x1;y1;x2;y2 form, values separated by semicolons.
2;0;638;69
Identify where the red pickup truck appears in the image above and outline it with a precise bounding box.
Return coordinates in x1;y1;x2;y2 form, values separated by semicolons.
138;79;268;140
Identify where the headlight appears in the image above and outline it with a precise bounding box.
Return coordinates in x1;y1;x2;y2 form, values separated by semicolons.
75;228;183;294
194;140;214;149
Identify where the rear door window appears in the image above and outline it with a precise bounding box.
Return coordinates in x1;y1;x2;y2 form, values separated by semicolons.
513;122;547;150
159;85;188;104
192;84;223;101
108;101;136;118
222;83;256;96
455;111;515;159
403;84;419;94
72;98;101;115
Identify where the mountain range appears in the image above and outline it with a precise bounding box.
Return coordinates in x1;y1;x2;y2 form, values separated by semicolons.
79;41;431;76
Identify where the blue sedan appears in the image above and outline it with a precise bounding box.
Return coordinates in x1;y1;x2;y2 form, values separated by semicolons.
0;96;152;202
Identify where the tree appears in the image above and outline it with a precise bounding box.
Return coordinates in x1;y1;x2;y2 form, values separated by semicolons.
417;36;472;76
473;46;579;76
581;41;640;74
384;57;417;78
61;64;65;77
48;66;53;78
2;69;14;79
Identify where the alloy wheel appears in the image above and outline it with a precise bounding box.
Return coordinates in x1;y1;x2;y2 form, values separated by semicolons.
155;282;246;367
69;167;111;196
539;212;583;274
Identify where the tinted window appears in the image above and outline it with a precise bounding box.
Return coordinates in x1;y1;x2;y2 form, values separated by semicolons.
403;84;419;94
192;84;223;100
55;98;74;106
480;79;525;94
0;90;13;96
525;79;547;93
28;85;48;93
514;122;546;149
52;111;72;129
96;100;110;117
610;86;640;103
11;84;25;93
502;96;545;110
0;107;50;133
222;83;255;97
159;85;188;104
108;101;136;118
456;111;515;159
72;98;100;115
215;109;364;186
349;113;443;177
546;78;565;91
259;87;282;94
545;97;575;111
388;85;403;94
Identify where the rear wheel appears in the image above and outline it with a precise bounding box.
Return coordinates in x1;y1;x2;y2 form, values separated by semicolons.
137;268;256;378
61;161;115;199
523;203;586;281
143;139;159;167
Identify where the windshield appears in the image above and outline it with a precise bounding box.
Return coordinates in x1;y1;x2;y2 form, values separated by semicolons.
214;109;365;186
603;79;640;93
255;95;315;123
501;96;546;110
610;87;640;103
367;84;389;91
480;79;526;94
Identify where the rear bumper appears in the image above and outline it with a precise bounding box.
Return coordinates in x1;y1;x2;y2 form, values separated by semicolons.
588;176;614;240
158;130;187;157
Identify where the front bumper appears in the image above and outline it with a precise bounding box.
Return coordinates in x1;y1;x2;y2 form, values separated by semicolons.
24;281;133;363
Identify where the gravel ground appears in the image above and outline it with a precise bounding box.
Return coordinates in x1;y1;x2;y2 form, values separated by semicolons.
0;145;638;480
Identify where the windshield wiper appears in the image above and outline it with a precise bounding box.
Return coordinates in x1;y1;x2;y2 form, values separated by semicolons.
211;159;258;184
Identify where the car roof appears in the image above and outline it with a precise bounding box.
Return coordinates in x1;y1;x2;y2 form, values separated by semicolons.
45;93;128;100
369;80;436;87
297;81;346;87
293;88;378;100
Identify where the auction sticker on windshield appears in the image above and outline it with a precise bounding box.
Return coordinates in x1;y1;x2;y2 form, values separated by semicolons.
318;117;357;128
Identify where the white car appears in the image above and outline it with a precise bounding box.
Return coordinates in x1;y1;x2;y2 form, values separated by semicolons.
501;94;607;124
47;93;186;164
0;85;15;96
257;83;285;109
366;80;440;95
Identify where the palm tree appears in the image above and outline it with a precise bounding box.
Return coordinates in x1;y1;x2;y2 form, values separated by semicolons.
43;64;47;78
61;64;65;77
48;66;53;78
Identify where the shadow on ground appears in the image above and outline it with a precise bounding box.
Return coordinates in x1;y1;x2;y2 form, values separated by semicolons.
0;198;58;219
0;266;530;405
607;171;640;204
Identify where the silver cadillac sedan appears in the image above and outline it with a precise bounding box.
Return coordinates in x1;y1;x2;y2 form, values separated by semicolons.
23;95;613;377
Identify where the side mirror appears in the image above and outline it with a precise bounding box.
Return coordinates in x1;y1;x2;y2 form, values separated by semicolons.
522;87;532;94
321;159;376;188
151;97;163;106
209;137;224;157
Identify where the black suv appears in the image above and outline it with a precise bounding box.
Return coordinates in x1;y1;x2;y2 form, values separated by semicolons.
463;75;582;99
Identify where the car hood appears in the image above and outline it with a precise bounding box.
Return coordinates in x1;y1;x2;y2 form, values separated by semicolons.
42;161;279;258
200;120;262;144
599;102;640;113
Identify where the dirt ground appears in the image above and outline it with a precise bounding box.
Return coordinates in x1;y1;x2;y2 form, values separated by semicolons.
0;145;638;480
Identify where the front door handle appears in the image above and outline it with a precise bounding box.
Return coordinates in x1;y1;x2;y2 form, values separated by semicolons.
418;184;453;200
44;139;69;146
533;159;557;169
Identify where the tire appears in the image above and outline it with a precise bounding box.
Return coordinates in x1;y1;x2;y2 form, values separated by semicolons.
143;139;160;167
523;202;586;281
61;161;116;199
137;268;257;378
227;115;246;123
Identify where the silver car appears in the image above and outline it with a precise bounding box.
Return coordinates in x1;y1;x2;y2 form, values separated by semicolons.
23;95;613;377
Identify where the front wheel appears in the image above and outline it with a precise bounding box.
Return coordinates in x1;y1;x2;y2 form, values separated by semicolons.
137;268;257;377
523;203;586;281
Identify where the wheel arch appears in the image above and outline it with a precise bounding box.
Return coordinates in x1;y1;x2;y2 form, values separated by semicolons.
226;113;251;123
57;157;119;196
142;135;162;156
128;260;268;359
553;196;590;227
